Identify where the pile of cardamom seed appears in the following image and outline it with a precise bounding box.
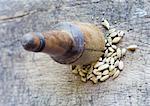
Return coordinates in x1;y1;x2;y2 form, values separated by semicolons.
71;19;137;84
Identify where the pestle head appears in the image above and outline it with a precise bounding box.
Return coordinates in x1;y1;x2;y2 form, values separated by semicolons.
21;33;40;52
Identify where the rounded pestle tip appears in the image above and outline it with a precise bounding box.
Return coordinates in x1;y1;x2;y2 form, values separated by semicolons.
21;33;37;51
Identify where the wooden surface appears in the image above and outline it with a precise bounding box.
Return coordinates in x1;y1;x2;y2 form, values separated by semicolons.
0;0;150;106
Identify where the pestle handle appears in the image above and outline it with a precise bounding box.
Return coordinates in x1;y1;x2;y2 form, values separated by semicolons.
21;30;74;56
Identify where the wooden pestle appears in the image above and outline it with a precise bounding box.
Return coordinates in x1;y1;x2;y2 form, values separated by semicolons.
21;22;105;65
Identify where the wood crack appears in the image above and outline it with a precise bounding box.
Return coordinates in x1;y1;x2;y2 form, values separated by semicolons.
70;0;102;6
0;12;30;21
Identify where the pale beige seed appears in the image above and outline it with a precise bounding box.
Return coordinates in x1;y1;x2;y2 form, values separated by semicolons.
98;64;109;71
95;71;102;76
107;36;112;41
102;70;109;75
79;71;86;77
127;45;138;51
106;33;110;37
109;68;117;76
107;37;112;45
88;66;94;75
94;62;104;68
107;32;110;36
105;39;107;43
81;69;88;73
81;77;87;82
111;45;117;50
112;70;120;79
114;56;118;61
90;76;98;84
111;52;117;57
72;69;78;74
121;48;127;56
75;65;81;70
109;31;118;37
109;28;116;34
109;65;115;71
106;57;111;64
110;57;115;65
117;48;122;58
118;60;124;70
104;49;108;57
102;57;107;63
112;37;122;44
101;19;110;29
106;43;110;47
100;75;109;82
96;75;102;80
108;47;114;52
87;74;94;80
114;60;119;67
118;31;125;37
99;57;103;61
109;71;114;77
107;52;113;57
93;69;98;75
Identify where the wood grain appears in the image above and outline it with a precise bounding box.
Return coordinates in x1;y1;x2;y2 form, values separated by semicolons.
0;0;150;106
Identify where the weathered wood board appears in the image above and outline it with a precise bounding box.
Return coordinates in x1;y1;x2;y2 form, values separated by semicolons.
0;0;150;106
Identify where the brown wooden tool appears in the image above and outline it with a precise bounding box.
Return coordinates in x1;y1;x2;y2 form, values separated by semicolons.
21;22;105;65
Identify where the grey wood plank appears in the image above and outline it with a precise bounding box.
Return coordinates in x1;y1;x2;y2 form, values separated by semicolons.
0;0;150;106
